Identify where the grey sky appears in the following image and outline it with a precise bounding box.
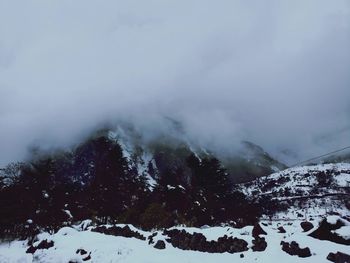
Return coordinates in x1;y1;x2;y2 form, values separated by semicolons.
0;0;349;165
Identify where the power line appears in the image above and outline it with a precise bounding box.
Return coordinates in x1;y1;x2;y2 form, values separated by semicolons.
288;145;350;168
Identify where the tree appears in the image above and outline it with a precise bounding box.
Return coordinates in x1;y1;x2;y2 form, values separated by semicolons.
186;154;234;225
78;136;148;223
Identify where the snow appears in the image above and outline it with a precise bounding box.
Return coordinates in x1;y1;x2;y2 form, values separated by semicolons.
334;173;350;187
0;241;32;263
178;185;186;190
332;226;350;240
326;215;340;225
108;128;159;191
168;225;254;243
1;217;350;262
63;209;73;219
243;163;350;220
270;165;281;172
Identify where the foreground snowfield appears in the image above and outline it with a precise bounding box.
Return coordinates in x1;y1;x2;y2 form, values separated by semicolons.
0;217;349;263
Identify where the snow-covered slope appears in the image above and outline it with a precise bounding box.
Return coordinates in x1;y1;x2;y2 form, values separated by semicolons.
243;163;350;220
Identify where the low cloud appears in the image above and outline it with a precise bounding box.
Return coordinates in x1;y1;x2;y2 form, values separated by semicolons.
0;0;349;165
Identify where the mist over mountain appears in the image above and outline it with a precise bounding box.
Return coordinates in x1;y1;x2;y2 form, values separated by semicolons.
1;0;350;166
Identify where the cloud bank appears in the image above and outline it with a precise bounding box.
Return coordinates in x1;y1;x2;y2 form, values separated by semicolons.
0;0;350;165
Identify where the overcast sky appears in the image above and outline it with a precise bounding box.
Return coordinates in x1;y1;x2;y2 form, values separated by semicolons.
0;0;350;165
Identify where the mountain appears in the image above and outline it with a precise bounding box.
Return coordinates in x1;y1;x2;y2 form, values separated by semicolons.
106;126;287;184
221;141;287;183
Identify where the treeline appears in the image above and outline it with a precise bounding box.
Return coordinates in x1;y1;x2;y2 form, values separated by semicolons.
0;135;263;239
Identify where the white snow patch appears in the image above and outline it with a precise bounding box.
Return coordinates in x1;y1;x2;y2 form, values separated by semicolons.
332;226;350;240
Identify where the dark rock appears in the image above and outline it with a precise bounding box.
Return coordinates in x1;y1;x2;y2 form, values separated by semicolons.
309;219;350;245
300;221;313;232
252;223;267;237
26;239;54;254
76;249;88;255
298;247;312;258
297;212;303;218
36;240;54;250
252;237;267;252
26;245;36;254
328;252;336;262
82;254;91;261
91;225;146;240
240;253;244;258
154;240;166;249
163;229;248;254
280;241;311;258
148;232;157;245
327;252;350;263
278;226;286;233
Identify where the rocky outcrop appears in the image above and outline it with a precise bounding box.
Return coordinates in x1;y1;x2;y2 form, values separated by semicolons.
91;225;146;240
26;239;54;254
300;221;313;232
148;232;157;245
154;240;166;249
82;253;91;261
309;218;350;245
327;251;350;263
252;223;267;237
277;226;286;233
252;237;267;251
76;249;88;255
280;241;311;258
163;229;248;253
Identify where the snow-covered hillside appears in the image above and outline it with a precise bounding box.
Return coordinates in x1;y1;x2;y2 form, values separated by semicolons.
243;163;350;220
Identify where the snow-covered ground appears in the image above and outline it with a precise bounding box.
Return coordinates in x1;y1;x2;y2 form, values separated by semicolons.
0;216;349;263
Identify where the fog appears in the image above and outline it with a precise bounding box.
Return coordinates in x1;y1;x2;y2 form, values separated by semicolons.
0;0;350;166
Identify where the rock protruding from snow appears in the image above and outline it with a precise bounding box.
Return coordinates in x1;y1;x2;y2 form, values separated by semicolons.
277;226;286;233
327;251;350;263
26;239;54;254
76;248;88;255
252;237;267;252
309;217;350;245
91;225;146;240
252;223;267;237
164;229;248;253
280;241;312;258
300;221;314;232
154;240;166;249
